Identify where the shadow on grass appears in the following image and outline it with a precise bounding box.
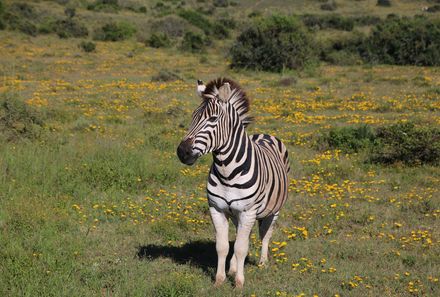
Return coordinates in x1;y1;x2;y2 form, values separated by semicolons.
137;240;256;278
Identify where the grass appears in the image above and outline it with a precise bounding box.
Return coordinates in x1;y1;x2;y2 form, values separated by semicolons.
0;1;440;296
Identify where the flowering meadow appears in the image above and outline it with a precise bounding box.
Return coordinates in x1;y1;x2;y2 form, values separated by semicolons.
0;28;439;297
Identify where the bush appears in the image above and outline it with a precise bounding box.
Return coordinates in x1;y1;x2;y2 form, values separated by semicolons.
321;1;337;11
178;9;212;34
94;22;136;41
37;17;57;34
150;15;188;38
180;31;206;53
317;125;376;153
321;33;365;65
9;18;37;36
427;5;440;12
64;7;75;18
353;15;382;26
371;122;440;165
363;16;440;66
146;33;171;48
217;17;236;29
377;0;391;7
79;41;96;52
151;70;181;82
302;14;354;31
212;22;229;39
213;0;229;7
0;0;4;30
54;19;88;38
0;93;44;141
3;3;38;36
87;0;120;12
229;15;316;72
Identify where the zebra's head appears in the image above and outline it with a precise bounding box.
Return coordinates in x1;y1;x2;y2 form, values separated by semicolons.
177;77;252;165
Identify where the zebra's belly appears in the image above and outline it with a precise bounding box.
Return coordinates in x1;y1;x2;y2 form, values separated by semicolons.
207;184;257;215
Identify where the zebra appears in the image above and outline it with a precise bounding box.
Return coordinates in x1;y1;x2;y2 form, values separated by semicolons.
177;78;290;288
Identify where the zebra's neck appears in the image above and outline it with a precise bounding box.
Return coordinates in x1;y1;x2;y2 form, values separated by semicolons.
212;120;253;180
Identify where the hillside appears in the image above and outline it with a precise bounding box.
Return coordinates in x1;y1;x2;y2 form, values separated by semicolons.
0;1;439;297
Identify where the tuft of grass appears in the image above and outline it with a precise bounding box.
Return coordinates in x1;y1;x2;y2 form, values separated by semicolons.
0;93;44;141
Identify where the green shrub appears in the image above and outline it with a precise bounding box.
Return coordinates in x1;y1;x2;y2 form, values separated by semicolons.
213;0;229;7
7;2;36;19
377;0;391;7
152;1;172;16
316;125;376;153
54;19;88;38
64;7;76;18
178;9;212;34
353;15;382;26
146;33;171;48
151;70;181;82
0;93;44;141
322;33;365;65
217;16;236;29
371;122;440;165
94;22;136;41
427;5;440;12
363;16;440;66
229;15;316;72
87;0;120;13
180;31;206;53
321;1;337;11
302;14;354;31
212;22;229;39
9;18;37;36
3;3;38;36
79;41;96;52
0;0;4;30
37;17;57;34
248;11;262;18
150;15;188;38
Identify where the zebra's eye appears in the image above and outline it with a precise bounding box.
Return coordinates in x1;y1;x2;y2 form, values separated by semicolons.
207;116;218;122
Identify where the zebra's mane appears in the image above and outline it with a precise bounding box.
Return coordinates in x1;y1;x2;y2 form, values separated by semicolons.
202;77;253;127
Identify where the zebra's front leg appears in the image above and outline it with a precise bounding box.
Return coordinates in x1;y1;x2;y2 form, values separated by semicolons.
209;207;229;287
258;213;278;266
234;210;257;289
228;216;238;276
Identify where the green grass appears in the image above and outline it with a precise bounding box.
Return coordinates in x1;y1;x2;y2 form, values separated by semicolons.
0;1;440;296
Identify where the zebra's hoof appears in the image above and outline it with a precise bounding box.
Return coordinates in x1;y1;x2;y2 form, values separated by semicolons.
214;276;225;287
234;278;244;289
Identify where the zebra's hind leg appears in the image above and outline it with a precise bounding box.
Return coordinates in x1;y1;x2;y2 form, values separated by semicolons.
234;210;257;289
209;207;229;287
228;216;238;276
258;213;278;266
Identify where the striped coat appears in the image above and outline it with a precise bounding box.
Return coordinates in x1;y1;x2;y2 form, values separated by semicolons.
177;78;290;288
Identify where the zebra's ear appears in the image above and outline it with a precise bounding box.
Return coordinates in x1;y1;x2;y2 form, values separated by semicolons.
218;82;231;102
196;80;206;98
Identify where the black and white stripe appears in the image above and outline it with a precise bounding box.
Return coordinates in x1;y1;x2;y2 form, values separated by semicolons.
177;77;290;288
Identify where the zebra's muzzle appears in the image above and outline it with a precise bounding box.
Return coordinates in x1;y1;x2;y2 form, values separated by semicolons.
177;138;199;165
